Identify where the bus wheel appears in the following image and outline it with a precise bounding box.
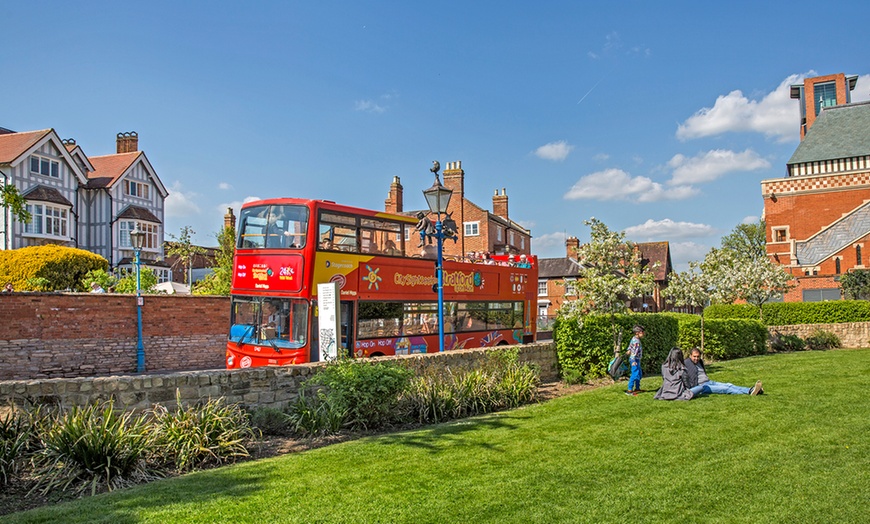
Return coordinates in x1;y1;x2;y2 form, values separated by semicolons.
369;352;385;358
496;341;509;346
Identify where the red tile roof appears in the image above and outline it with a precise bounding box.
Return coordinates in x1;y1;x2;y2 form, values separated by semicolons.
0;129;52;165
86;152;140;188
636;241;672;281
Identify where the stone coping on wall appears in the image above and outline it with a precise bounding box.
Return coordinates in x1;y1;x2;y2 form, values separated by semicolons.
0;343;557;415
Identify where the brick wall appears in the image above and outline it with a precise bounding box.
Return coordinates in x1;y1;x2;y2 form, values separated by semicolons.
770;322;870;349
0;342;558;414
0;293;229;380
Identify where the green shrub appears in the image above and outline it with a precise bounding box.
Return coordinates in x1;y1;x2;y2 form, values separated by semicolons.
30;401;157;496
769;331;806;352
804;329;841;350
399;349;540;425
150;394;258;472
554;313;677;380
0;245;108;292
704;304;760;320
285;389;346;437
301;359;414;432
248;406;293;436
762;300;870;326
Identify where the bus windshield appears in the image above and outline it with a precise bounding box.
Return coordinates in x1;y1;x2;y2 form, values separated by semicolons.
229;296;309;349
238;204;309;249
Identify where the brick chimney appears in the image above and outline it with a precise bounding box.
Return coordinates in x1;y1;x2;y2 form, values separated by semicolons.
492;188;508;220
442;161;464;201
224;207;236;231
385;176;403;213
566;236;580;258
116;131;138;153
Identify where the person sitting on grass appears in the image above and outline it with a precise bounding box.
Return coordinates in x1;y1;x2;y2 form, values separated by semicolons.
684;347;763;397
653;347;694;401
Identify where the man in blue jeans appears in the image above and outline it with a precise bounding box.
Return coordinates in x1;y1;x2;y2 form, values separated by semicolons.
684;347;763;396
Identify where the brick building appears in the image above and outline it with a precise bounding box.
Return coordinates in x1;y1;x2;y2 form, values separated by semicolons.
762;73;869;301
384;161;532;258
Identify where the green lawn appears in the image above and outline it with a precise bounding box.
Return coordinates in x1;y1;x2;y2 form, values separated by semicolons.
9;349;870;523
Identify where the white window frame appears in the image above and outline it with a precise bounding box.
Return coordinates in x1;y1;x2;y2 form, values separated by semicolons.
496;227;503;242
126;180;150;199
464;221;480;237
23;202;70;239
564;278;577;296
538;281;547;296
29;155;60;178
772;226;789;243
119;220;160;251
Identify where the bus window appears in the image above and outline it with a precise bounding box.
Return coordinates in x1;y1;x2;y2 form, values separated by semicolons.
229;296;309;348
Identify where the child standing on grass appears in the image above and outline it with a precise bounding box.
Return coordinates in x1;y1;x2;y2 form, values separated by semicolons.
626;325;644;395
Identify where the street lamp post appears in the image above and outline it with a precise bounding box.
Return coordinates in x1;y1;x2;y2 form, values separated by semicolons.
422;161;453;353
129;226;146;373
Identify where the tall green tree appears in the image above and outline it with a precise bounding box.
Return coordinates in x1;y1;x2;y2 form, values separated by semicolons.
165;226;206;287
838;269;870;300
721;218;766;260
1;183;31;223
193;224;235;296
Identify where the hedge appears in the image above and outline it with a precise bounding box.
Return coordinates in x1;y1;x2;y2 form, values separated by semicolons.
762;300;870;325
672;315;767;360
554;313;678;381
704;304;759;320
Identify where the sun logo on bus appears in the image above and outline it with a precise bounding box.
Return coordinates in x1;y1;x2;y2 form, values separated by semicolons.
364;264;382;290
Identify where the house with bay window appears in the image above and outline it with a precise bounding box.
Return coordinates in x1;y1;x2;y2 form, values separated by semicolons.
0;128;170;281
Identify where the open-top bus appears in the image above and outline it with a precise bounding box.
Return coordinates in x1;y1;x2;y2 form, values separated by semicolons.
226;198;537;369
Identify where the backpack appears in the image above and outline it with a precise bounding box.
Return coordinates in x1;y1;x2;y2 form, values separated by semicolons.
608;354;627;380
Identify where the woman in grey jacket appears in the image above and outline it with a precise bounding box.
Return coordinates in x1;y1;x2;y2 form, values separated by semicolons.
653;348;694;401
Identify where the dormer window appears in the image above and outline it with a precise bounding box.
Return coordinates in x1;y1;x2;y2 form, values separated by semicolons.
29;155;59;178
126;180;150;199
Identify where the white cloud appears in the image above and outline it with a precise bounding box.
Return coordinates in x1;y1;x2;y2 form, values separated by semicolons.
531;232;568;258
218;196;261;222
667;149;770;186
564;168;698;202
593;153;610;162
669;241;713;272
623;218;716;240
354;100;386;113
164;181;201;218
218;182;233;190
676;73;807;142
534;140;574;161
742;215;760;225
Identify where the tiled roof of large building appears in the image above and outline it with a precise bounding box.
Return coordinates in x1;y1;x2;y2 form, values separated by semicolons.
538;257;582;279
86;152;140;188
0;129;51;165
21;185;73;207
118;205;161;223
788;101;870;164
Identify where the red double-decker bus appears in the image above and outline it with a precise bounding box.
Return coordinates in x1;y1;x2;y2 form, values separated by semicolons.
226;198;537;369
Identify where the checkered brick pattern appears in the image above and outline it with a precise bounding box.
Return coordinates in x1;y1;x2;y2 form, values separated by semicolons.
762;171;870;195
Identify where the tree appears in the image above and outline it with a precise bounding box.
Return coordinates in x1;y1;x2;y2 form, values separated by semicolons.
700;247;794;322
114;266;158;294
721;218;766;260
663;261;711;349
193;224;235;296
839;269;870;300
1;183;32;223
562;218;656;351
165;226;206;287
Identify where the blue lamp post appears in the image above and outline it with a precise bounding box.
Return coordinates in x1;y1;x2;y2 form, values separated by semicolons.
129;226;146;373
422;161;453;353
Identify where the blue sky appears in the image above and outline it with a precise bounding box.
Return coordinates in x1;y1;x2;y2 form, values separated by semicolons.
3;1;869;271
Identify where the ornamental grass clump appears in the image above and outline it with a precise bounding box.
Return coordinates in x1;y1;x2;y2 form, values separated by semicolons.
285;389;346;437
149;393;258;473
0;410;36;486
30;401;157;496
804;329;841;351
